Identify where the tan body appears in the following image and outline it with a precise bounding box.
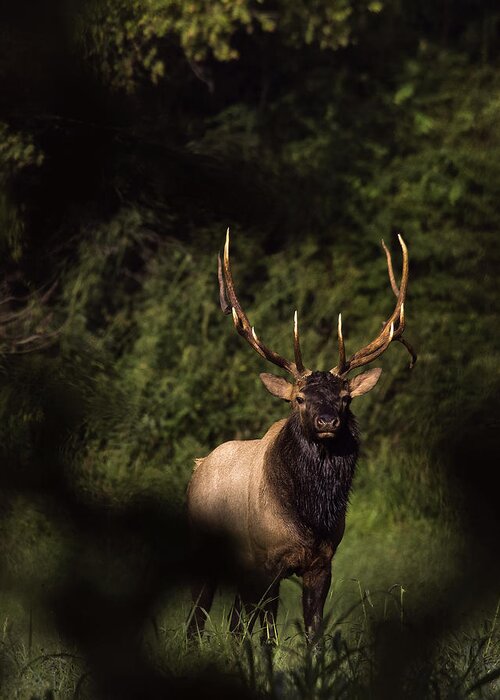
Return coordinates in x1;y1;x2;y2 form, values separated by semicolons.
187;416;347;641
188;419;343;580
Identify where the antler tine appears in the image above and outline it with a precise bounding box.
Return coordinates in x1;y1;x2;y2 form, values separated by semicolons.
330;313;347;375
331;235;415;375
348;322;394;371
381;239;417;369
221;229;307;378
293;310;306;375
218;252;231;315
381;239;400;297
397;336;417;369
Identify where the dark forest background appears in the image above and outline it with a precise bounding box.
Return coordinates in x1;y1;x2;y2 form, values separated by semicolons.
0;1;499;698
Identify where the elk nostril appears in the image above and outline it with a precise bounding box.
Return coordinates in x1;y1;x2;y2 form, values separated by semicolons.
317;414;337;429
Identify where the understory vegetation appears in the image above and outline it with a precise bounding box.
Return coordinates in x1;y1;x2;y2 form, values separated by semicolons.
1;0;499;697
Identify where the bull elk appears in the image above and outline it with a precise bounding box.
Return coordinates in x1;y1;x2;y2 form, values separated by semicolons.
187;231;416;643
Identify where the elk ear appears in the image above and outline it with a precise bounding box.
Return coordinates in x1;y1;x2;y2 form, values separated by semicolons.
348;367;382;398
259;373;295;401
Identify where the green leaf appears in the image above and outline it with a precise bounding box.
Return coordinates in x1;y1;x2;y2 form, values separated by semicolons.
394;83;414;105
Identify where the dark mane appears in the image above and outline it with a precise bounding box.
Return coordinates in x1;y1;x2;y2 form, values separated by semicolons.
268;410;359;539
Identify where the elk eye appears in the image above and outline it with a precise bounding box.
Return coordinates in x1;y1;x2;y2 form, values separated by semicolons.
342;395;351;405
296;396;305;405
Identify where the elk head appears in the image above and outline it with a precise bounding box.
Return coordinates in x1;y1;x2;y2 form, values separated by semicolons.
218;230;416;441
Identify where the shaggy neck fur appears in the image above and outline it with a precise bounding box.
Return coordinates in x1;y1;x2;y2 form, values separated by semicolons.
268;410;360;539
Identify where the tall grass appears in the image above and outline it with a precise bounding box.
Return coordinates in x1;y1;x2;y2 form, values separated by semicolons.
2;584;499;699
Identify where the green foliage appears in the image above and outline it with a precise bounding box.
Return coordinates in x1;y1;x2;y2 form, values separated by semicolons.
0;123;44;177
0;123;44;258
76;0;382;91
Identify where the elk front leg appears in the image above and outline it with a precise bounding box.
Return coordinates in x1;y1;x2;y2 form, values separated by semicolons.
302;564;331;643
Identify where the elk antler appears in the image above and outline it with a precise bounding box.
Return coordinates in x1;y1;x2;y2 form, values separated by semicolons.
218;229;309;379
331;235;417;375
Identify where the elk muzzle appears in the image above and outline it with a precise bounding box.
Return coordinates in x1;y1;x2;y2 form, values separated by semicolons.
314;413;340;438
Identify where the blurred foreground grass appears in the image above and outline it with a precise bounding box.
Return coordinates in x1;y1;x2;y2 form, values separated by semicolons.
2;559;499;699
